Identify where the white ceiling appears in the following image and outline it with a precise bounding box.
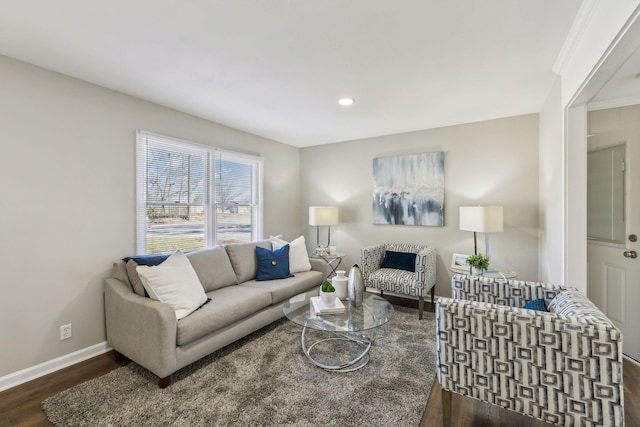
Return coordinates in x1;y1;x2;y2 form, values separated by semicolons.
0;1;583;147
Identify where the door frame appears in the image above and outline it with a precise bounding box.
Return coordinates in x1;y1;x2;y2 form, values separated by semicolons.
565;10;640;289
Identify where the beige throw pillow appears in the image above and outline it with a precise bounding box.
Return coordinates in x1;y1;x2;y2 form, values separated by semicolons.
271;235;312;273
136;251;208;320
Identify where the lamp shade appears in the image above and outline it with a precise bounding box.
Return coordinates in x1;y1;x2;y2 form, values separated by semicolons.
309;206;339;226
459;206;503;232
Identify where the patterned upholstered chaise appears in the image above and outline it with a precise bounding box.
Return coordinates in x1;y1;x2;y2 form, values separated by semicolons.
436;274;624;426
361;243;436;319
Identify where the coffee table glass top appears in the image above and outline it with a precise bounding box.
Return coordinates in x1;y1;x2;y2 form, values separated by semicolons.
283;293;393;333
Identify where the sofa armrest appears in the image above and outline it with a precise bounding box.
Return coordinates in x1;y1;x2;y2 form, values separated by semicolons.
436;297;623;426
361;244;385;281
414;246;436;290
104;277;178;379
309;258;329;281
451;274;576;308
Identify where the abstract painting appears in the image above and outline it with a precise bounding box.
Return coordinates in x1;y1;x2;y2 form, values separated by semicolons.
372;151;444;226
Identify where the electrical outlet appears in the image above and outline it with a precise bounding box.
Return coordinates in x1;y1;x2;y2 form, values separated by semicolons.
60;323;72;340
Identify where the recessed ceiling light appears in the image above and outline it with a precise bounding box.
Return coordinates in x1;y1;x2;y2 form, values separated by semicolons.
338;98;354;106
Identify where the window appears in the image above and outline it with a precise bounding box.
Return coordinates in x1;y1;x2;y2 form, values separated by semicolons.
137;131;262;254
587;144;625;243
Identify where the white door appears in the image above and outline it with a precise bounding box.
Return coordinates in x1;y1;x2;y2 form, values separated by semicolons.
587;109;640;362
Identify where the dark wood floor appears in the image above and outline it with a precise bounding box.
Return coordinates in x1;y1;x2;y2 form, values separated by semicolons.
1;298;638;427
0;351;127;427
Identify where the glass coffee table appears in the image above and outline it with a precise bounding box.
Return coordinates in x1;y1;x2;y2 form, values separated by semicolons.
283;293;394;372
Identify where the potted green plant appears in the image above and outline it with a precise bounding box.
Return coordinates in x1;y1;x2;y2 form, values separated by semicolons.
320;279;336;306
466;254;489;275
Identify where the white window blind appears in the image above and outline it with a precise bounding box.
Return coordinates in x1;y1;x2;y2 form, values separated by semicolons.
136;131;262;254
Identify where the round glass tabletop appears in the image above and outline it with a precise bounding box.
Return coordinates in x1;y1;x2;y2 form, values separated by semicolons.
283;293;394;333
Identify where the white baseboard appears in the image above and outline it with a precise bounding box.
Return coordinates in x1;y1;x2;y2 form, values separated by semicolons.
0;342;112;393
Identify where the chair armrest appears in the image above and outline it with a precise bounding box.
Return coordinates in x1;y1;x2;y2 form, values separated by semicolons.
361;244;386;281
436;297;623;426
104;277;178;379
414;246;436;289
451;274;576;308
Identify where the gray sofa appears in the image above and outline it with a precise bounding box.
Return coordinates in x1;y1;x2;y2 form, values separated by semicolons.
104;239;327;387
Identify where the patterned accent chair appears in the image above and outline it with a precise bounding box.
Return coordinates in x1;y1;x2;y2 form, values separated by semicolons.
436;274;624;426
361;243;436;319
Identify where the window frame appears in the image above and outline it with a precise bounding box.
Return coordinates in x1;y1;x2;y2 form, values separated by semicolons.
136;130;263;254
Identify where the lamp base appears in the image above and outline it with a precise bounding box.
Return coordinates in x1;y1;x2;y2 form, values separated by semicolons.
315;245;328;255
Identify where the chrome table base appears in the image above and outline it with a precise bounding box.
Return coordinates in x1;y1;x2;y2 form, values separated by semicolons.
301;324;377;372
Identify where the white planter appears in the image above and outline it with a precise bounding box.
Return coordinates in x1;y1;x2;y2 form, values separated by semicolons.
470;267;487;276
320;289;336;306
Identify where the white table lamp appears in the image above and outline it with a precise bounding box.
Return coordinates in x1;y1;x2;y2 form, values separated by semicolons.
459;206;503;257
309;206;339;250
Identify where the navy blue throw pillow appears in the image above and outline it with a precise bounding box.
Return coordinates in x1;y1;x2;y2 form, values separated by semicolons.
256;245;294;281
122;254;170;266
380;251;417;272
523;298;548;312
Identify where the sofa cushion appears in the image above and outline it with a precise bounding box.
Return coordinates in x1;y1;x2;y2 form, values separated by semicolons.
186;246;238;292
225;239;272;283
256;245;293;281
368;268;418;295
176;285;272;346
125;260;148;297
136;251;208;320
111;260;132;287
270;235;312;273
241;269;323;305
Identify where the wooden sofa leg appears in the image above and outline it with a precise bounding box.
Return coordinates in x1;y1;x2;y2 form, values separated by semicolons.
159;375;172;388
418;296;424;320
431;285;435;304
441;388;452;427
112;350;129;365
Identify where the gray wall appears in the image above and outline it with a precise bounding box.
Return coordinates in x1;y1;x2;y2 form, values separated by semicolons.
0;55;301;377
300;114;540;297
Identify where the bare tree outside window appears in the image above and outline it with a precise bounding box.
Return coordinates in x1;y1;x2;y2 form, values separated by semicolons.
215;156;253;245
144;147;207;253
137;131;262;254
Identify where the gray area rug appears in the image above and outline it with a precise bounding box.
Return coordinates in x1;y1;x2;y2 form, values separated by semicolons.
43;305;436;426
